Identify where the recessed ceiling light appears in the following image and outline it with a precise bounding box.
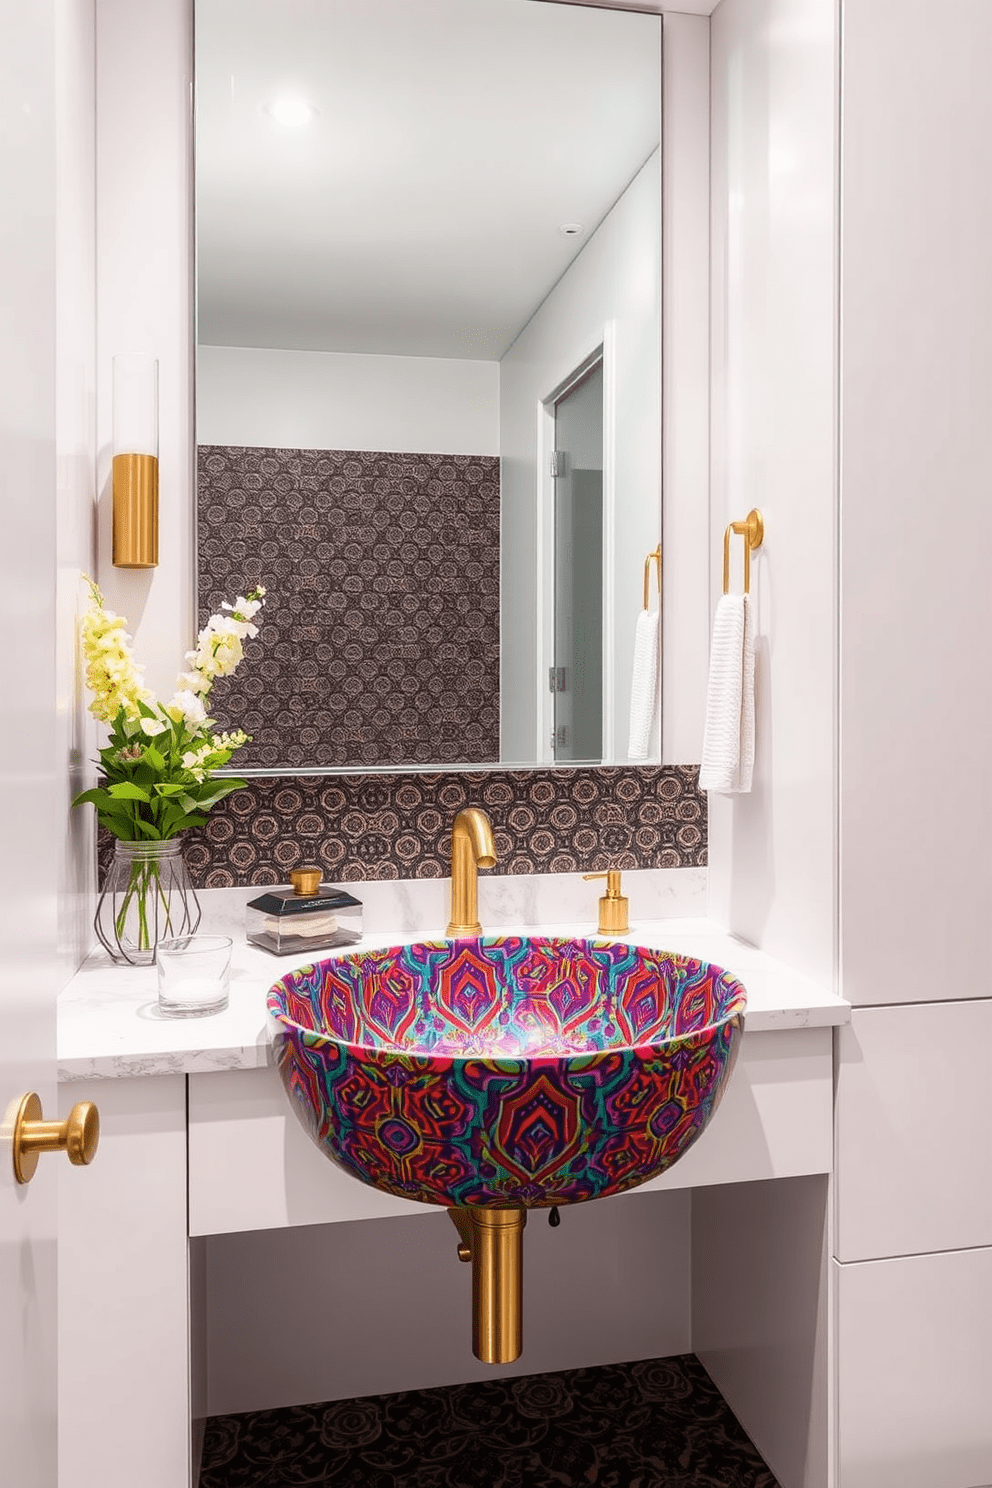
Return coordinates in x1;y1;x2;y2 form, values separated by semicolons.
558;223;584;238
262;97;320;128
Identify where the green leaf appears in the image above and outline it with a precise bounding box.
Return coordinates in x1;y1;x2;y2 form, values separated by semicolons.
152;782;187;797
144;746;166;772
130;816;161;840
100;818;137;842
72;787;113;810
170;813;208;835
106;782;151;803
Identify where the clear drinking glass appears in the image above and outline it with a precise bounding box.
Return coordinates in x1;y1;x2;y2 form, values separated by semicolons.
157;934;232;1018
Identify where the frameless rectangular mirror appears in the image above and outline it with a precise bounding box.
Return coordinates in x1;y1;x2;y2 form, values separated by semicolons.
195;0;662;774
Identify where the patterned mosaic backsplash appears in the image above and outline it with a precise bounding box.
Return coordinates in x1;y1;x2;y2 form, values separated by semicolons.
197;445;501;768
134;764;706;889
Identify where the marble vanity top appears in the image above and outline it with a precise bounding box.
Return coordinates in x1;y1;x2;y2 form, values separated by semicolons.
58;912;850;1083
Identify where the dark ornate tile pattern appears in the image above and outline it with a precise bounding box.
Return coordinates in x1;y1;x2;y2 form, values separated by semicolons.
197;444;501;768
199;1354;780;1488
164;764;705;888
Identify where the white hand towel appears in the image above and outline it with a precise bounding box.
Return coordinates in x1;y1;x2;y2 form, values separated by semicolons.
699;593;755;793
627;608;660;760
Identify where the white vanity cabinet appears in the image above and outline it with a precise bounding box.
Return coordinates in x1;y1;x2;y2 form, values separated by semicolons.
57;924;847;1488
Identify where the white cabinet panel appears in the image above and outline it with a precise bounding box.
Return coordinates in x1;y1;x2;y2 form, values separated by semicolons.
648;1028;833;1191
835;1250;992;1488
836;1002;992;1262
59;1076;189;1488
694;1177;830;1488
188;1066;438;1235
189;1030;833;1236
840;0;992;1010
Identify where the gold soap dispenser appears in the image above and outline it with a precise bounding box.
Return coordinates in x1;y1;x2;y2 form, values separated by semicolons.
583;870;629;936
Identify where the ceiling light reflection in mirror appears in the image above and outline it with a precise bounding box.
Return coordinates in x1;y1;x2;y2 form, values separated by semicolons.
195;0;662;775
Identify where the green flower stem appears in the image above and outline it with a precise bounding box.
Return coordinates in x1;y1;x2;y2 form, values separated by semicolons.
114;858;176;953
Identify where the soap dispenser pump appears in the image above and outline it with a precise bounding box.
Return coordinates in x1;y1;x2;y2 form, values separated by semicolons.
582;870;629;935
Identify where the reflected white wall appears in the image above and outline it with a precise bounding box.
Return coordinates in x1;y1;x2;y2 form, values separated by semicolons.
499;151;662;763
197;346;498;456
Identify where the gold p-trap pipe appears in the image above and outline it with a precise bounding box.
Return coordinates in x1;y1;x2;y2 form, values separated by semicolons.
449;1205;527;1364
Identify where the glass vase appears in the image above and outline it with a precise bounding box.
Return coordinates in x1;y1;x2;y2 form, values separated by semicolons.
95;839;202;966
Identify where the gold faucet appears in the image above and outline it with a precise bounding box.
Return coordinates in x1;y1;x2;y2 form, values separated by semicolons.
446;807;497;937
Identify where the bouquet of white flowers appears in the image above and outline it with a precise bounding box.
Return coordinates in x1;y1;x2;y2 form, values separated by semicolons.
73;577;266;962
73;576;265;840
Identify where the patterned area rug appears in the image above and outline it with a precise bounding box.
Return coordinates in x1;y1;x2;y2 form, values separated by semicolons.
199;1354;780;1487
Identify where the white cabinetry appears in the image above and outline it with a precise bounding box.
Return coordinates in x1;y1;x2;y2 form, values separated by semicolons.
187;1029;833;1236
834;1250;992;1488
57;927;845;1486
58;1077;189;1488
836;1002;992;1263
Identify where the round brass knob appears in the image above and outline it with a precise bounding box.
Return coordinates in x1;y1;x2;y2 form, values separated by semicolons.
11;1092;100;1185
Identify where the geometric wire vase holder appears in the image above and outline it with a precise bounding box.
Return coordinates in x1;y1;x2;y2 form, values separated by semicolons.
95;838;202;966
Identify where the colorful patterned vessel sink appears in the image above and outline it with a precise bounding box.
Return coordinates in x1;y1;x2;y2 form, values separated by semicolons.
267;937;746;1209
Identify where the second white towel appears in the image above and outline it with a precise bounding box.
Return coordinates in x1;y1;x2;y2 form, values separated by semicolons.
627;608;660;759
699;593;755;793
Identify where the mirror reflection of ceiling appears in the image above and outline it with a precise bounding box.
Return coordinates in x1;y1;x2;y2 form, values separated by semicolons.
195;0;662;359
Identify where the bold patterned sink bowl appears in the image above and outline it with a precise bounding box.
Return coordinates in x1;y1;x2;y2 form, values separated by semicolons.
267;936;746;1209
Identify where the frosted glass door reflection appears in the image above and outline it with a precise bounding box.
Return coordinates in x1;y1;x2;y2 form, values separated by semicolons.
553;362;603;763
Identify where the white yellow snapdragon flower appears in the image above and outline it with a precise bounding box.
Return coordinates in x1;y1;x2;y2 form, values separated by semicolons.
179;586;266;700
80;578;153;723
165;689;208;729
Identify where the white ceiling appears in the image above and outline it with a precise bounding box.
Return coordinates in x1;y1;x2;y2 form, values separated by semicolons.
195;0;662;360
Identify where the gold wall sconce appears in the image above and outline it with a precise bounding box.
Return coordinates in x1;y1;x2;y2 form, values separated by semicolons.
112;353;159;568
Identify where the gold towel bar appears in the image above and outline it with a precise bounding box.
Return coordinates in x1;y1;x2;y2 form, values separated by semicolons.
723;509;764;595
642;546;661;611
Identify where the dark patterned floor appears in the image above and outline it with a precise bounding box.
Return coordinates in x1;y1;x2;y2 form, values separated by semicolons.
199;1354;780;1488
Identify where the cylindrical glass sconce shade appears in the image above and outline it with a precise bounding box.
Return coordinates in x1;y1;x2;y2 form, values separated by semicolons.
112;354;159;568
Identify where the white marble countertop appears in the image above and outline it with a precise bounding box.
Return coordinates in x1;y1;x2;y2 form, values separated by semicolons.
58;913;850;1083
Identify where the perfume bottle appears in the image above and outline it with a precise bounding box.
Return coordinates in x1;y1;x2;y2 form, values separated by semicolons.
246;868;363;956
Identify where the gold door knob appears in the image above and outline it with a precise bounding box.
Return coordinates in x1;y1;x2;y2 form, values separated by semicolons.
11;1092;100;1185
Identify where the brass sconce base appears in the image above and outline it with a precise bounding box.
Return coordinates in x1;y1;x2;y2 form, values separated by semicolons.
449;1205;527;1364
113;452;159;568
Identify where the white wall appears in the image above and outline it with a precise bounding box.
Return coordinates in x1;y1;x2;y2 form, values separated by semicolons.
95;0;193;702
707;0;838;992
56;0;97;977
197;345;500;456
661;12;712;769
705;4;838;1483
200;1189;691;1412
499;150;662;763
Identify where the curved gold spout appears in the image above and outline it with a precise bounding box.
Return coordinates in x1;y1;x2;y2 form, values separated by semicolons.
446;807;497;938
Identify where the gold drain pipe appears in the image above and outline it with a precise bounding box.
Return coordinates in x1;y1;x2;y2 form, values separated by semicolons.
449;1206;527;1364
